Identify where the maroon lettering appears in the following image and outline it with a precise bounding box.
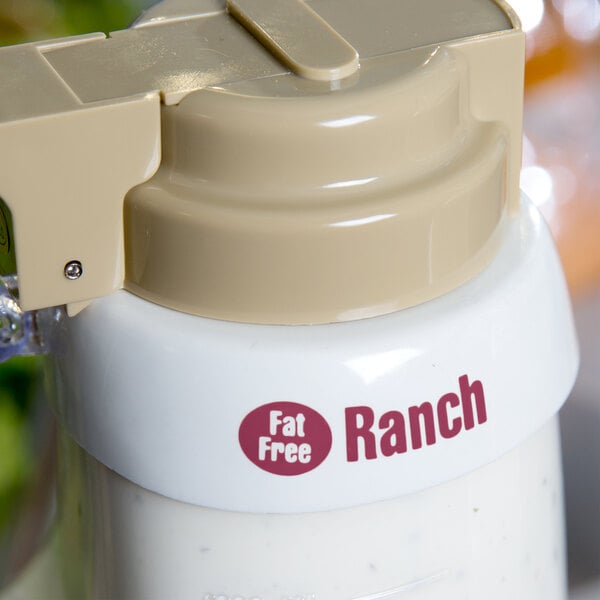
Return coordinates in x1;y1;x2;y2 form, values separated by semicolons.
408;402;436;450
459;375;487;430
343;375;488;465
378;410;407;456
345;406;377;462
437;392;462;439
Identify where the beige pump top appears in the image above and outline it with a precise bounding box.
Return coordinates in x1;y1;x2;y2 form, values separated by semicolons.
0;0;524;324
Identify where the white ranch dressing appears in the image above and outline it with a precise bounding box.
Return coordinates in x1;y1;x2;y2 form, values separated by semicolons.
58;418;565;599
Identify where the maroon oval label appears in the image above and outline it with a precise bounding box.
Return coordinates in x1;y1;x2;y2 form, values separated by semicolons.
239;402;332;476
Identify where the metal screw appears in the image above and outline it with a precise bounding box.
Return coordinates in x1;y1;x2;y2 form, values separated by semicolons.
64;260;83;280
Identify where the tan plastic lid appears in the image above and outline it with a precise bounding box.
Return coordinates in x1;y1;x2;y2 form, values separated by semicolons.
0;0;524;323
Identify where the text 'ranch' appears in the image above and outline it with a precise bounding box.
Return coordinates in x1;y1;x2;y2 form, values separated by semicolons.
345;374;487;461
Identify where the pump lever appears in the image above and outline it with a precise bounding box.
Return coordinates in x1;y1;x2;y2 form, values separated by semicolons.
227;0;359;81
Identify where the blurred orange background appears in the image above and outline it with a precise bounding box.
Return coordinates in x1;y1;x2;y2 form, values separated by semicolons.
517;0;600;296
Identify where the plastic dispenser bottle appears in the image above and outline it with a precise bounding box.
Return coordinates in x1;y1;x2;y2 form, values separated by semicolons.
0;1;579;598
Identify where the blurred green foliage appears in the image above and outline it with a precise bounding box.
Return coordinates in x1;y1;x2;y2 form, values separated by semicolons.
0;0;154;46
0;357;44;532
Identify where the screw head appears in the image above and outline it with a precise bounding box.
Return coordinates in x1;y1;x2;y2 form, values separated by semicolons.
64;260;83;280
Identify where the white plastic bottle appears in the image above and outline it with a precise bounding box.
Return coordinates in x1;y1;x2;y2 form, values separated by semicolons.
50;195;576;600
0;1;578;598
